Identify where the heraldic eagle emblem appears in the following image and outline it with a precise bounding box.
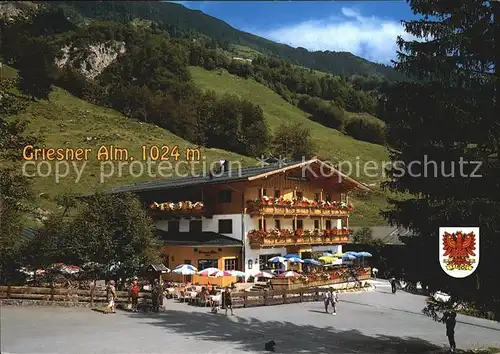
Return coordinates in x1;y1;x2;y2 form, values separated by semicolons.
442;231;476;271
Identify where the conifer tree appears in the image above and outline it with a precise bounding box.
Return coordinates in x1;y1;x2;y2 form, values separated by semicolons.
380;0;499;319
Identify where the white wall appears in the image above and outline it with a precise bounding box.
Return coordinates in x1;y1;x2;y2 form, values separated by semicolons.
311;245;343;253
244;246;287;275
156;214;244;241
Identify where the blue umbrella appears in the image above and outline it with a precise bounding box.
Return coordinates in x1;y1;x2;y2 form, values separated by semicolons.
303;259;321;266
342;254;357;261
284;254;300;259
285;257;304;263
268;256;287;263
357;251;372;267
357;252;372;257
345;251;360;257
322;252;334;257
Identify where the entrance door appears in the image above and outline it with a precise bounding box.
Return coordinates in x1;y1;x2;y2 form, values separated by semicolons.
300;251;311;272
301;251;312;259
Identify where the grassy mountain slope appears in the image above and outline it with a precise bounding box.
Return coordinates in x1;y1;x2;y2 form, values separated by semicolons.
3;68;254;215
3;64;388;226
190;67;388;173
189;66;389;226
44;1;405;81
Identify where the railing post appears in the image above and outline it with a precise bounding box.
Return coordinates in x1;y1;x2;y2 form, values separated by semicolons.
50;285;55;301
300;289;303;303
7;285;11;299
90;282;94;306
243;292;247;308
283;290;287;304
263;291;268;306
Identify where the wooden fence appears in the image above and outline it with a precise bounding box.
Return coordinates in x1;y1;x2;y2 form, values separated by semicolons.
0;286;151;307
0;284;370;308
270;271;371;290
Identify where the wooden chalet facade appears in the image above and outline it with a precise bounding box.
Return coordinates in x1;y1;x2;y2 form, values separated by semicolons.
107;157;369;278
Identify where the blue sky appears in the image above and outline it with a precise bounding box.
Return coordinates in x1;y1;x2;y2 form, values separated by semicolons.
173;1;417;64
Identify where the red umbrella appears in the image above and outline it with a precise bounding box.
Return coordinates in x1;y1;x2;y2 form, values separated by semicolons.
254;271;274;278
279;271;301;278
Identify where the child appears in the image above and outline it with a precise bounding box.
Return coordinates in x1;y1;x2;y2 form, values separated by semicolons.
224;287;234;316
129;277;140;312
104;280;116;314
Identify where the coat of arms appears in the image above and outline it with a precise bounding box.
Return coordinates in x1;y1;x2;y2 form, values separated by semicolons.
439;227;479;278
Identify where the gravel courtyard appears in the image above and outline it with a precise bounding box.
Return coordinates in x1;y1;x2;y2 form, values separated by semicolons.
2;282;500;354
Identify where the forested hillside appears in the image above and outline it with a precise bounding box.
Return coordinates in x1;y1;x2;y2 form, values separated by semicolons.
42;1;407;81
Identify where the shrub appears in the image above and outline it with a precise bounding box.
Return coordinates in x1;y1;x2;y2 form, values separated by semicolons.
344;117;385;145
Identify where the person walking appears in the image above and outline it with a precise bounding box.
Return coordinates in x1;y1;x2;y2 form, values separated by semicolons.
372;267;378;279
151;279;161;312
441;311;457;352
323;287;338;315
390;276;397;294
157;280;164;311
224;287;234;316
129;277;140;312
104;280;116;314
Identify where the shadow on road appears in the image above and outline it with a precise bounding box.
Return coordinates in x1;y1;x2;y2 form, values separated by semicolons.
126;309;441;353
307;310;329;314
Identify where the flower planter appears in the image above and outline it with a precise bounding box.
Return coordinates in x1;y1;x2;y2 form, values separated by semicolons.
250;242;262;249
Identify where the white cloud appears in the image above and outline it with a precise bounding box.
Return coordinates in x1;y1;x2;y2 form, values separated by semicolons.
256;7;414;64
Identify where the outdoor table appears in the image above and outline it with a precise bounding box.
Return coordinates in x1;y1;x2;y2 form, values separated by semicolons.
186;291;197;303
210;294;221;304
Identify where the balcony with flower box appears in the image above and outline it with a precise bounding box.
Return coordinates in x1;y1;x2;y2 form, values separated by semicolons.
248;228;352;249
148;201;206;217
246;197;352;218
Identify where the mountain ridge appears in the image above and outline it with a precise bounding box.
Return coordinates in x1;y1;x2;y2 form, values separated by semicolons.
41;1;406;81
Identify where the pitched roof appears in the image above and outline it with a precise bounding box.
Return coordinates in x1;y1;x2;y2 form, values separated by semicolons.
156;230;242;247
20;227;41;243
105;158;369;194
148;264;170;272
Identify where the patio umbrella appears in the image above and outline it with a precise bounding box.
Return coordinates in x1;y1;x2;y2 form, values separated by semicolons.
357;252;372;267
60;265;81;275
285;257;304;263
198;267;221;276
318;256;337;264
172;264;198;275
268;256;286;263
333;251;344;258
254;271;274;278
322;252;334;257
303;259;321;266
342;254;357;261
212;270;233;277
357;252;372;257
229;270;246;278
279;271;301;278
283;254;301;259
